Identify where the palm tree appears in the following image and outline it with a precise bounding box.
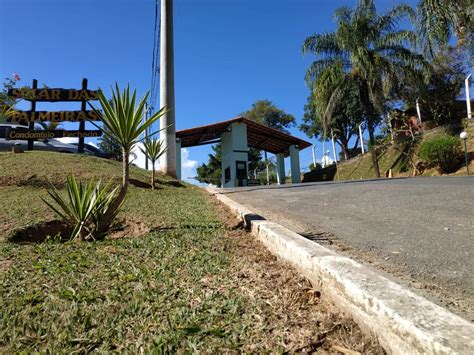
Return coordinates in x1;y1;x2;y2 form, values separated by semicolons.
140;138;166;189
36;121;62;131
91;84;166;233
417;0;473;57
303;0;427;177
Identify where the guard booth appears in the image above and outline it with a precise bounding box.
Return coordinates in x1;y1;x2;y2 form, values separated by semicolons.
176;117;311;187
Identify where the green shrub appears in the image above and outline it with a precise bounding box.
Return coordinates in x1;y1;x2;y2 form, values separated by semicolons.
42;175;123;240
418;134;462;173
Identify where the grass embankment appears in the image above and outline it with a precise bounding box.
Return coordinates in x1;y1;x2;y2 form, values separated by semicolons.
335;147;404;180
0;152;382;353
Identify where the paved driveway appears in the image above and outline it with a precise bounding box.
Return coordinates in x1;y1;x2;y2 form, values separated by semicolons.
220;177;474;319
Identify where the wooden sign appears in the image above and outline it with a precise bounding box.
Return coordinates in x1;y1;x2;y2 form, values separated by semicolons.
7;88;100;102
9;78;99;153
7;110;100;123
5;128;102;140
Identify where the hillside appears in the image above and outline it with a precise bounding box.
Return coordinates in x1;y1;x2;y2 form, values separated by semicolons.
304;121;474;182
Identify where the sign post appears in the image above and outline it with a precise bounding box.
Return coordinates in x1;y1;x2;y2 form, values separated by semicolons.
78;78;88;153
27;79;38;150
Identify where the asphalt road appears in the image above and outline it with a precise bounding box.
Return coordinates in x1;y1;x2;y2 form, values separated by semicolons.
222;176;474;319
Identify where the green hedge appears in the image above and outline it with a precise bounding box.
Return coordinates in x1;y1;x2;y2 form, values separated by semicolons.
418;134;462;174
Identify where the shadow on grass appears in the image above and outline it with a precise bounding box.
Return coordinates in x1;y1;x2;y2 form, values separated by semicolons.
129;178;186;189
9;220;72;244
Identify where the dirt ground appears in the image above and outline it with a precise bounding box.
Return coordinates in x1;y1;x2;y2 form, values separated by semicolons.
211;197;385;354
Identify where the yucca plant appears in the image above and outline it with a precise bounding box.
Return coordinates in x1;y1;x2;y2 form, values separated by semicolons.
90;84;167;234
140;138;166;189
92;84;166;188
42;175;122;240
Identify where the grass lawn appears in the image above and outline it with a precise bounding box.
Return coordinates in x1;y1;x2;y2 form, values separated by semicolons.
0;151;382;353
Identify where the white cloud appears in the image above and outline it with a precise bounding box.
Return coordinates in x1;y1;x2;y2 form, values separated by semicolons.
56;137;79;144
181;148;198;182
130;145;199;183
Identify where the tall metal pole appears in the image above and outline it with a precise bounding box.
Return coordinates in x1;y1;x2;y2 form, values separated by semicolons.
159;0;177;177
466;74;472;119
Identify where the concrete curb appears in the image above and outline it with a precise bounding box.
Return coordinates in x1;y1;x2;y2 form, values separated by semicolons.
210;190;474;354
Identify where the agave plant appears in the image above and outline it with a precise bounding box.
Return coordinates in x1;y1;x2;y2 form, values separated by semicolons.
42;175;122;240
140;138;166;189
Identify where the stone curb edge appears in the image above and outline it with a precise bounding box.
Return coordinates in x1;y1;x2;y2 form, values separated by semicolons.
209;189;474;355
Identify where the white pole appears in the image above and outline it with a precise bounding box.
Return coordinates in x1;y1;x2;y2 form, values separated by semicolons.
311;145;316;167
143;103;149;170
358;123;365;155
264;151;269;185
387;113;394;144
322;141;325;166
159;0;177;177
416;98;422;124
331;129;337;163
466;74;472;119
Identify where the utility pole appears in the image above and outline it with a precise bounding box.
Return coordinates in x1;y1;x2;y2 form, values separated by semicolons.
159;0;177;177
144;102;149;170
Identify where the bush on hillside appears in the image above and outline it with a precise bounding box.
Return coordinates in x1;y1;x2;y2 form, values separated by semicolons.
418;134;462;174
309;162;322;171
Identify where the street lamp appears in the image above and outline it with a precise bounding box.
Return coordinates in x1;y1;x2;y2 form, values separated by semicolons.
465;74;472;120
460;131;469;175
358;123;365;155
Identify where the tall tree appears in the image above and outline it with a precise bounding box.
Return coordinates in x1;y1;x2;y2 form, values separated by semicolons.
196;100;295;186
99;127;123;160
301;66;365;160
243;100;296;134
302;0;427;177
396;48;467;125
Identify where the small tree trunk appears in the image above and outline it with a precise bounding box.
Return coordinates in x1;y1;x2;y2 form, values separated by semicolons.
339;135;350;160
122;148;129;188
368;123;381;178
96;148;129;237
151;161;155;190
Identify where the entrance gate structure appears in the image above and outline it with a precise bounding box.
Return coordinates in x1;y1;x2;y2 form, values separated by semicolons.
175;117;311;187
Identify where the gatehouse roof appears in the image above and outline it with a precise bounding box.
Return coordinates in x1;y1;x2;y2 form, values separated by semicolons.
176;116;311;157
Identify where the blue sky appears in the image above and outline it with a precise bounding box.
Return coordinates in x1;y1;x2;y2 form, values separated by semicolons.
1;0;423;181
